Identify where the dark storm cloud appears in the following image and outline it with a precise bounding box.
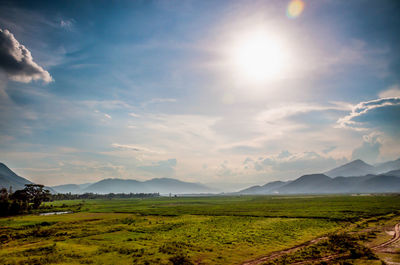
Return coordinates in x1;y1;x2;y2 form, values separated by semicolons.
0;29;52;83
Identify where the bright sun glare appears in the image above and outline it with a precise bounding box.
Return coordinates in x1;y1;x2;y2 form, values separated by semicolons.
232;30;289;83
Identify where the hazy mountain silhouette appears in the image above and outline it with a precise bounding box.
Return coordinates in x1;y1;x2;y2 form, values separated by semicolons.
375;158;400;174
325;158;400;177
51;183;92;194
52;178;214;194
325;159;375;177
0;163;32;190
277;174;333;194
239;158;400;195
239;181;287;195
239;173;400;195
385;169;400;177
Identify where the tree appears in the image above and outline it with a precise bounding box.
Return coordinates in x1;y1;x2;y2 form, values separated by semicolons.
22;184;51;209
0;188;10;216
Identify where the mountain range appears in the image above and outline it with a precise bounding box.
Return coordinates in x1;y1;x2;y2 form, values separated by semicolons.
324;158;400;177
239;158;400;195
1;158;400;195
0;163;214;194
52;178;213;194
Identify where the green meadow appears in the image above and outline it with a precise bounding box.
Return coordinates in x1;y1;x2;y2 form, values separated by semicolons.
1;195;400;264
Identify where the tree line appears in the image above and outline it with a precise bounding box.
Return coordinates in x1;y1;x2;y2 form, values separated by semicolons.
1;184;160;216
51;192;160;200
0;184;51;216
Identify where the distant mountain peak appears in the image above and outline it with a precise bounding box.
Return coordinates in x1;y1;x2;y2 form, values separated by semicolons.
349;159;371;166
239;157;400;195
325;159;375;177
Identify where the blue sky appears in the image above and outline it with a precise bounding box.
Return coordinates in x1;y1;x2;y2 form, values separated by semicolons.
0;0;399;190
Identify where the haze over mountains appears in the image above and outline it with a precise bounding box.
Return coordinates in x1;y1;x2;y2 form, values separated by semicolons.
52;178;213;194
0;163;214;194
1;158;400;195
325;159;400;177
239;158;400;195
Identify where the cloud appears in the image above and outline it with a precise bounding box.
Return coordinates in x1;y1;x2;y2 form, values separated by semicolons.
322;146;337;154
337;97;400;134
0;29;52;83
251;151;343;176
60;19;75;31
352;133;382;163
141;98;177;107
277;150;291;159
129;112;141;118
256;104;344;123
379;84;400;98
138;159;177;177
111;143;158;153
243;157;253;165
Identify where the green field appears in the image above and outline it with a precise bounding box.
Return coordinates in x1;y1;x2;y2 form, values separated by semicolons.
1;195;400;264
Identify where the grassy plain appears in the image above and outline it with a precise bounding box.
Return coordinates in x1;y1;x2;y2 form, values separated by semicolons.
1;195;400;264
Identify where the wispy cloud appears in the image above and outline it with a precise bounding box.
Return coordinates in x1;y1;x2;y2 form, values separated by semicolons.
60;19;75;31
111;143;159;153
141;98;177;107
129;112;141;118
337;97;400;131
379;84;400;98
138;158;177;177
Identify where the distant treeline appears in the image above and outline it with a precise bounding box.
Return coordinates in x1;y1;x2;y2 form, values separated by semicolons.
0;184;51;216
0;185;161;217
50;192;160;200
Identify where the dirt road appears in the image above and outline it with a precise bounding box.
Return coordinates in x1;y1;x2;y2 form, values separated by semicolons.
241;222;400;265
372;222;400;250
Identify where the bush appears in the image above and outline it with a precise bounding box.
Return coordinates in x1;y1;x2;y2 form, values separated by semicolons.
169;253;193;265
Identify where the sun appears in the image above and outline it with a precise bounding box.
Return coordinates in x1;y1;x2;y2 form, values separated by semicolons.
231;30;289;83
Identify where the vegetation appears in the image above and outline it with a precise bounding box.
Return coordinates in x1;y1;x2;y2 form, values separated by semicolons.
47;194;400;221
50;192;160;201
0;184;51;216
263;233;379;265
0;195;399;264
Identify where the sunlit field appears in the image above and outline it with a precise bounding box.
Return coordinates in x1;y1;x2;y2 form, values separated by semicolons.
1;195;400;264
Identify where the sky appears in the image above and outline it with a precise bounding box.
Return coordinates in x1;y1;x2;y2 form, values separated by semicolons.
0;0;399;191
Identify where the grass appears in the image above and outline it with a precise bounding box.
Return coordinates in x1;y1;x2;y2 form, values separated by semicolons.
1;195;400;264
44;195;400;221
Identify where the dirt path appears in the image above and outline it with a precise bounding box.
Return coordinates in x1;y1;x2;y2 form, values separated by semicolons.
241;222;400;265
372;222;400;250
241;237;328;265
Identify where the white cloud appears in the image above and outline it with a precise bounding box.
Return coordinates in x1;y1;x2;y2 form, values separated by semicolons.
129;112;141;118
337;97;400;131
379;84;400;98
0;29;52;83
111;143;160;153
141;98;177;107
352;132;383;163
138;158;177;177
